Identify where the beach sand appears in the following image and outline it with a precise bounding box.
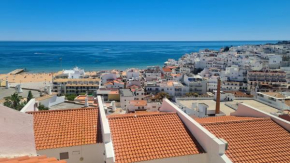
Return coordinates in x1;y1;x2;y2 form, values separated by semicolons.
0;73;55;89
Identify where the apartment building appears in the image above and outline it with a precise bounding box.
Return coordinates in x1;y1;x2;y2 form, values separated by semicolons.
52;78;99;95
222;81;247;91
183;74;207;94
220;65;247;82
144;66;162;81
120;88;145;110
247;70;287;91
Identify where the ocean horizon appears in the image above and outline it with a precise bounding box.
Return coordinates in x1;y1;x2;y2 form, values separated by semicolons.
0;41;278;73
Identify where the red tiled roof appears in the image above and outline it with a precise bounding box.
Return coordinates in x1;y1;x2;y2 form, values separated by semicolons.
195;116;290;163
28;108;102;150
0;155;66;163
194;116;262;124
108;112;204;163
162;67;172;72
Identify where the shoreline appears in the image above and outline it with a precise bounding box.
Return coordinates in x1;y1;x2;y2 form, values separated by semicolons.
0;40;279;74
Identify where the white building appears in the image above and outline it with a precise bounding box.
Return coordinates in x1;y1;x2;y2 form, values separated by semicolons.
125;68;140;80
220;65;246;82
268;54;282;69
100;73;117;86
29;108;104;163
144;66;162;81
183;74;207;94
120;88;145;110
56;67;85;79
256;92;290;110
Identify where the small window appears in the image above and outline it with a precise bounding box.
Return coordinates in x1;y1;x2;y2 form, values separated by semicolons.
60;152;69;160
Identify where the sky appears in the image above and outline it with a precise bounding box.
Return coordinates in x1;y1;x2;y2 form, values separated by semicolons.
0;0;289;41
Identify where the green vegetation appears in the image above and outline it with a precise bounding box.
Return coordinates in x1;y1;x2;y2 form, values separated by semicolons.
185;92;199;97
65;94;77;101
38;104;49;110
193;68;203;74
4;93;27;111
223;46;230;52
27;90;34;102
152;92;171;101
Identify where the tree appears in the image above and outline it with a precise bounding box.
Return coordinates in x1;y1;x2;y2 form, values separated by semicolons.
38;104;49;110
193;68;203;75
153;92;171;101
223;46;230;52
27;90;34;102
185;92;199;97
4;93;25;111
65;94;77;101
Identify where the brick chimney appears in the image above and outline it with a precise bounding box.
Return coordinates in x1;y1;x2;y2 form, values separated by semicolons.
215;78;221;114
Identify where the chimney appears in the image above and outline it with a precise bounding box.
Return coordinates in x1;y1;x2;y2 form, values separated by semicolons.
215;78;221;114
47;85;52;95
6;80;10;89
85;95;89;107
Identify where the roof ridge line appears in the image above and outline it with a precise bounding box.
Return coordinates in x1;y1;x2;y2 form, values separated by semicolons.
201;117;271;125
27;107;97;114
107;112;176;119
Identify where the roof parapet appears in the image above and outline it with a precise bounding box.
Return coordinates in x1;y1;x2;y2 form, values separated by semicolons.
232;103;290;132
97;96;114;163
160;99;232;163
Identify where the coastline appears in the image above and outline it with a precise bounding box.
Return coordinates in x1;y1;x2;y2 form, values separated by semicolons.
0;40;278;74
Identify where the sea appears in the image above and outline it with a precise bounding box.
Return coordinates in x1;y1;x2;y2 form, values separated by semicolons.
0;41;278;74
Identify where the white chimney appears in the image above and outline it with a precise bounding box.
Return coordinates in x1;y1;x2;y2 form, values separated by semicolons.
111;101;116;111
17;84;23;93
47;85;52;95
6;80;10;89
84;95;89;107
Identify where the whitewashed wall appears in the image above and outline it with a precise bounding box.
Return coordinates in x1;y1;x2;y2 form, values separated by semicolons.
0;105;36;157
141;153;208;163
160;99;232;163
21;98;38;112
37;144;104;163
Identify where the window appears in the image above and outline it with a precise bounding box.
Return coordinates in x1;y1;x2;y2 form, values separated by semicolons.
60;152;69;160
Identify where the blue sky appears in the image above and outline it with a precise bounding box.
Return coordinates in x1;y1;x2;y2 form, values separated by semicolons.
0;0;289;41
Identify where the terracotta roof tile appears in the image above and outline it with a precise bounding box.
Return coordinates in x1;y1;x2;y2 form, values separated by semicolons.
195;116;290;163
28;108;102;150
0;155;66;163
108;112;204;163
162;67;172;72
194;116;262;124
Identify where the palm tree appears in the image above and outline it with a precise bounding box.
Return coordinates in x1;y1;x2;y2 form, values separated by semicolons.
4;93;24;111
